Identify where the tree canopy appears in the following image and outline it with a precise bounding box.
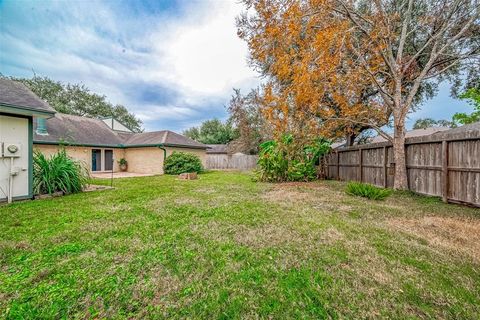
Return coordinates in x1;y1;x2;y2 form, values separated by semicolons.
453;88;480;125
6;75;143;132
412;118;455;130
227;88;271;154
238;0;480;189
183;119;239;144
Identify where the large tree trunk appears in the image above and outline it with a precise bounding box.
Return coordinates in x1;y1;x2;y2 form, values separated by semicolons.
392;121;408;190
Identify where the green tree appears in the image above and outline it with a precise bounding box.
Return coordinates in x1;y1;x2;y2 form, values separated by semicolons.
183;119;238;144
413;118;454;130
453;88;480;125
227;88;271;154
5;75;143;132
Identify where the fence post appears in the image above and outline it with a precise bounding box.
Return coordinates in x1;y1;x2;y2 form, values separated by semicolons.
442;140;449;203
336;151;340;180
358;148;363;182
383;146;388;187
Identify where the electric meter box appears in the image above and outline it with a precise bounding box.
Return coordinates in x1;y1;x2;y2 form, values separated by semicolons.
3;143;22;157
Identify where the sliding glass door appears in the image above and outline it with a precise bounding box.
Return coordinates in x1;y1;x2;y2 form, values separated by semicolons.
104;150;113;171
92;149;102;171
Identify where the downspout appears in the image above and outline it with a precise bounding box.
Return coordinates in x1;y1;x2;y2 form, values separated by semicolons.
158;145;167;171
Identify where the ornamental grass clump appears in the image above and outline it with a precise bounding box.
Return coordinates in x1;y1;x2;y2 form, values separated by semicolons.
164;151;203;175
33;149;89;195
346;181;392;200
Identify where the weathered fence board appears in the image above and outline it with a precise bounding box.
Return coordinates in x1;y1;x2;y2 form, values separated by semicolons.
325;136;480;207
206;154;258;170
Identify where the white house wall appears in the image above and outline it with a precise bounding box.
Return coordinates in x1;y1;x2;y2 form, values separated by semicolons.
0;115;30;201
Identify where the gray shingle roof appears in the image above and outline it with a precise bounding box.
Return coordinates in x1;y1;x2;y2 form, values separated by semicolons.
371;127;450;143
428;121;480;140
34;114;124;146
0;78;55;114
122;130;206;148
33;113;207;149
206;144;228;154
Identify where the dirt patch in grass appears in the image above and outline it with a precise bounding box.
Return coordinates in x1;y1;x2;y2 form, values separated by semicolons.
195;187;216;194
385;216;480;261
262;188;313;203
234;224;304;248
174;197;202;206
132;267;181;311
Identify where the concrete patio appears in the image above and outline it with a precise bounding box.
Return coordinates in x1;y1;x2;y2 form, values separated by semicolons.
90;172;157;179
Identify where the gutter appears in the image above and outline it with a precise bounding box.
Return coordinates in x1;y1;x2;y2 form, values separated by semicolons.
33;141;208;150
0;103;55;118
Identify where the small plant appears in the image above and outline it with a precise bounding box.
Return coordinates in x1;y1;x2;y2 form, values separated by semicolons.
164;151;203;175
33;149;89;195
117;158;128;171
346;181;392;200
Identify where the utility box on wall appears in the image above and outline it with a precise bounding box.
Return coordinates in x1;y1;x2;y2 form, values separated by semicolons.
0;115;31;202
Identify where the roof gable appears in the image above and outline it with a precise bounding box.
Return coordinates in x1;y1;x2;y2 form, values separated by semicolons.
0;78;55;115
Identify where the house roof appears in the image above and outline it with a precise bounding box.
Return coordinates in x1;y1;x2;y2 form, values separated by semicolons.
370;127;450;143
0;78;55;115
428;121;480;141
34;114;125;146
123;131;206;148
33;113;207;149
206;144;228;154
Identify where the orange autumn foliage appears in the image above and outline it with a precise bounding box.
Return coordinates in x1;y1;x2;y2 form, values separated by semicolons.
237;0;390;143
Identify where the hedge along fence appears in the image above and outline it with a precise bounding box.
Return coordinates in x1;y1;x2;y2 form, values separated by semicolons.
325;124;480;207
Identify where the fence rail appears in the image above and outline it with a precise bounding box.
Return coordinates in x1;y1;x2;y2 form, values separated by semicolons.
206;154;258;171
325;136;480;207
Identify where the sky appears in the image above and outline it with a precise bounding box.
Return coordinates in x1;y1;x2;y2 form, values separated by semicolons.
0;0;473;133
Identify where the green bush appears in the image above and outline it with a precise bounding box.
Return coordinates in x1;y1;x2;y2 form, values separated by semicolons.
33;149;89;195
346;181;392;200
164;151;203;175
256;134;331;182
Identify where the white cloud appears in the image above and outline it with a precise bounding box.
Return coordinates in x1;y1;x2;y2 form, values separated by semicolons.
155;1;258;96
0;0;260;130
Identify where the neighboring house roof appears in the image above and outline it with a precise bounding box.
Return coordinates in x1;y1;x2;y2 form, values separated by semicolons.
370;127;450;143
33;113;207;149
428;121;480;141
0;78;55;116
331;142;346;149
206;144;228;154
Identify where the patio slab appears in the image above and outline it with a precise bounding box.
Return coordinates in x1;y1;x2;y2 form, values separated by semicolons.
90;172;157;179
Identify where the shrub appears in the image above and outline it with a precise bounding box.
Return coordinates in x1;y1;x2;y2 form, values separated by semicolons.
256;134;331;182
164;151;203;175
346;181;392;200
33;149;89;195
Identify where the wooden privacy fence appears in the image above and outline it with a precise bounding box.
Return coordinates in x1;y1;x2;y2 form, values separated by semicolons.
206;154;258;170
325;132;480;207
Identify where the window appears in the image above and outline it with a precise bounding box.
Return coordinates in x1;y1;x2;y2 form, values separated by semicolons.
91;149;114;171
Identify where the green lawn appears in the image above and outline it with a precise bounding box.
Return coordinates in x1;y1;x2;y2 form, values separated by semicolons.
1;171;479;319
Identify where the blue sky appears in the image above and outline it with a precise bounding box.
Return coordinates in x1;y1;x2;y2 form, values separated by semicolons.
0;0;472;133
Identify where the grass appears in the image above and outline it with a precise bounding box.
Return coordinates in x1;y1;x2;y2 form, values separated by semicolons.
346;181;393;200
1;171;479;319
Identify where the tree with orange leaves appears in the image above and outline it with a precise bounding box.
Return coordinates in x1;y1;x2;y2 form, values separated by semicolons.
239;0;480;189
237;0;391;147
